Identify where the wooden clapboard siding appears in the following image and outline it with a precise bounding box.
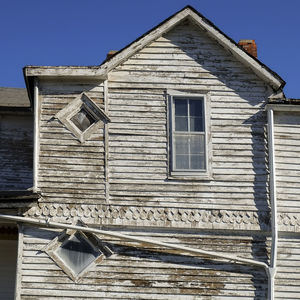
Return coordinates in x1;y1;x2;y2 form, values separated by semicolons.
39;80;104;95
108;20;269;212
274;111;300;213
273;106;300;271
275;235;300;299
38;81;107;204
0;113;33;190
20;225;268;299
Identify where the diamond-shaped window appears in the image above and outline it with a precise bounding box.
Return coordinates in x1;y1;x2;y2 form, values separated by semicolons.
55;92;110;143
55;231;101;277
45;228;112;282
70;107;96;132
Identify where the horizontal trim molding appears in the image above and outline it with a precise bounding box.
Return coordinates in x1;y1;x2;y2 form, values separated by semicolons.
25;204;300;232
266;104;300;112
25;203;274;231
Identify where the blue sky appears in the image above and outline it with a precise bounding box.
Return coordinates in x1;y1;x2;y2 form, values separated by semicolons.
1;0;299;98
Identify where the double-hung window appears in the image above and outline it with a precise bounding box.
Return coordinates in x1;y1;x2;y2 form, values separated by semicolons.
169;93;211;178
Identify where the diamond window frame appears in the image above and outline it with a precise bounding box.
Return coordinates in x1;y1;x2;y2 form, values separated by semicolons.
44;228;111;282
55;92;110;143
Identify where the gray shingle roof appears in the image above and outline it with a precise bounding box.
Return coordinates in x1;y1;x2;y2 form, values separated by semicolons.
0;87;30;107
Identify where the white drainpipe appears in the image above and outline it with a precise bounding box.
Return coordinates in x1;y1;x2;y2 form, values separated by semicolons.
33;78;39;193
267;107;278;300
0;214;269;270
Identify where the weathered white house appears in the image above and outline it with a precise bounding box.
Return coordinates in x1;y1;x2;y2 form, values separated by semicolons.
1;5;300;299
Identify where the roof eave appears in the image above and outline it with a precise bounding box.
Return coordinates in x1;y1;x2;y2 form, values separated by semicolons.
24;66;107;79
266;104;300;112
23;66;108;108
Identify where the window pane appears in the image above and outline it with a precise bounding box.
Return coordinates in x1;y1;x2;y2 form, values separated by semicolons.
174;135;189;154
190;154;205;169
174;99;187;116
190;117;204;132
55;232;99;276
190;135;205;154
189;99;204;132
176;154;189;169
175;116;188;131
189;99;203;117
70;107;96;132
174;99;188;131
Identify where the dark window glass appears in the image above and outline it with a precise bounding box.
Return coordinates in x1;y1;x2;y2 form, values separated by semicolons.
174;99;188;116
189;100;204;132
189;100;202;117
175;116;188;131
70;108;96;132
190;117;204;132
174;99;188;131
55;232;100;275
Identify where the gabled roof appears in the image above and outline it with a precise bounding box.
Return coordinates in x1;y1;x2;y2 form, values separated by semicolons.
24;5;285;91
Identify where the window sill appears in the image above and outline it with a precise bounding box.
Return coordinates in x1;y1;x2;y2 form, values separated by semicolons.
168;172;213;181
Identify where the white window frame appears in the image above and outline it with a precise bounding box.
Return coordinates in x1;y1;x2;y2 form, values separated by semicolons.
167;90;212;180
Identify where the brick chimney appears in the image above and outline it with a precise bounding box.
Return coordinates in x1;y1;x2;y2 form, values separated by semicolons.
238;40;257;58
106;50;118;60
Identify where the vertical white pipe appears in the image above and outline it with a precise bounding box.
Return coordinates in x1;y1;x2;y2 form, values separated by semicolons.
104;79;110;203
267;107;278;300
14;224;24;300
267;267;276;300
33;78;39;192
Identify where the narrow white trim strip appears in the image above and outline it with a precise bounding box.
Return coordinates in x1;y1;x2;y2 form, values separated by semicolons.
33;78;39;192
267;108;278;300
